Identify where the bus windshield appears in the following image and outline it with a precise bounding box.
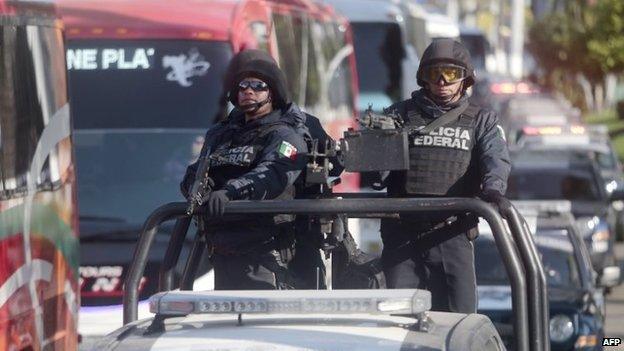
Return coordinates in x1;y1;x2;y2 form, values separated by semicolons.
351;22;403;104
68;39;232;227
68;40;231;129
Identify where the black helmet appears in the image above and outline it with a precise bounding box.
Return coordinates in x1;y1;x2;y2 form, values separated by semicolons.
223;49;289;108
416;39;475;88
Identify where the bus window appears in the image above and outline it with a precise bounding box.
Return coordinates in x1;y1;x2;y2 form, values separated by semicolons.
68;40;231;129
305;20;322;110
460;33;489;71
273;13;304;104
322;22;355;118
351;22;404;107
0;2;77;349
249;21;270;52
0;25;66;196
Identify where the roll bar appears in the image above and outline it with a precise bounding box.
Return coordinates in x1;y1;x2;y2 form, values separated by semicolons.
123;197;548;351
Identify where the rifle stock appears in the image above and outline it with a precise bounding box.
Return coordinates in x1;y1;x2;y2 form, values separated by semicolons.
186;148;213;216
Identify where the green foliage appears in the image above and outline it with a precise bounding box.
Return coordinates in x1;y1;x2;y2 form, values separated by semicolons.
528;0;624;110
587;0;624;75
584;109;624;161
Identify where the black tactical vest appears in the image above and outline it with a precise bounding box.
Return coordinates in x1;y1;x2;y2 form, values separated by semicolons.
209;122;284;185
209;122;296;224
388;100;481;197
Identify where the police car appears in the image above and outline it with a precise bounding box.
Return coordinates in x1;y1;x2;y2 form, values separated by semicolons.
91;289;505;350
512;124;624;242
506;149;622;287
476;211;606;350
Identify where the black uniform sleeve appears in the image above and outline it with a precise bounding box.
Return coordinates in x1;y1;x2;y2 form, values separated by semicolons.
305;114;344;176
475;109;511;195
222;127;308;200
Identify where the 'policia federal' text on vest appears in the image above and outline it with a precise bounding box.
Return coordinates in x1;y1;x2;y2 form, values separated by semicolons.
387;100;481;197
208;121;297;224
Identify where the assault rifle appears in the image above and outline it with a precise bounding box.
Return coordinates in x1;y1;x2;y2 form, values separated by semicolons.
185;150;214;216
185;151;242;216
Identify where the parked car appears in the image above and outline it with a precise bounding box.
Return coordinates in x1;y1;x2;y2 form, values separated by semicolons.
500;94;582;145
476;211;607;350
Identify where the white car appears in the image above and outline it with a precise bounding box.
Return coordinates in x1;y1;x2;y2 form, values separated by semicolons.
92;289;505;351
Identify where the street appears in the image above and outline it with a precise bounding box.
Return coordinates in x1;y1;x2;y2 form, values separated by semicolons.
605;243;624;350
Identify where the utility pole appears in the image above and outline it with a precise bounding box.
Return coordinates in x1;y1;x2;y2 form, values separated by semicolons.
447;0;459;23
509;0;525;78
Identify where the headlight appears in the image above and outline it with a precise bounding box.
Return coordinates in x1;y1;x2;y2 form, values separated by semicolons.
549;314;574;342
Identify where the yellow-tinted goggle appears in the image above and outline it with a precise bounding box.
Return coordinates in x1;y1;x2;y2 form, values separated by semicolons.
422;65;466;84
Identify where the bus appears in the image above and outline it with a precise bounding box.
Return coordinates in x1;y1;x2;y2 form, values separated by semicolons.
324;0;420;112
0;1;78;350
324;0;459;113
58;0;359;336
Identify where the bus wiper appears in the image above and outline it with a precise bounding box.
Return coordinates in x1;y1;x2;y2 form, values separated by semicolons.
79;215;127;223
80;230;139;242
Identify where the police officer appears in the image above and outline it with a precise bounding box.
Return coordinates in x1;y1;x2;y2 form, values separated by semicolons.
380;39;511;313
181;50;308;290
289;114;345;289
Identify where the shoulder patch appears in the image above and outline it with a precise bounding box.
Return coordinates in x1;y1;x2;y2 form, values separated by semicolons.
278;140;298;160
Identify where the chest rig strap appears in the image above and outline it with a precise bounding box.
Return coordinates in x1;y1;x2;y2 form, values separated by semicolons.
411;101;470;135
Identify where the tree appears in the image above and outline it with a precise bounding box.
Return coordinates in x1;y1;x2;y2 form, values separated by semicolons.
527;0;624;111
587;0;624;75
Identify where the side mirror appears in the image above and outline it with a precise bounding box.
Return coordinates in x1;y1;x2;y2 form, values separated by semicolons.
609;189;624;202
599;266;621;288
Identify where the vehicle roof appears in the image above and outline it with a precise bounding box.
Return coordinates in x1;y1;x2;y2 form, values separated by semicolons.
58;0;238;40
518;140;612;155
94;311;469;350
504;95;573;117
511;151;597;171
0;0;60;25
323;0;401;23
58;0;337;40
534;214;576;228
478;217;574;253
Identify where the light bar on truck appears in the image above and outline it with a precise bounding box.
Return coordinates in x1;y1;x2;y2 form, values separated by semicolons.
149;289;431;316
490;81;540;95
521;125;586;136
511;200;573;216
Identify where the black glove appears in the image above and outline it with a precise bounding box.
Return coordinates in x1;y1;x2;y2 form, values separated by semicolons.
479;189;512;216
203;190;231;217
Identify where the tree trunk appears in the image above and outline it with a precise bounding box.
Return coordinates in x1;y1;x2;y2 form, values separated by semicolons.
595;83;604;112
577;74;593;111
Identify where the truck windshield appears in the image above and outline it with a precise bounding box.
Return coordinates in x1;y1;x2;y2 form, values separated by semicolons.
476;236;581;289
506;169;601;201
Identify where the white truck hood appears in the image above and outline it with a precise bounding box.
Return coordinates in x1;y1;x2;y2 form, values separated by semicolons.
93;312;470;351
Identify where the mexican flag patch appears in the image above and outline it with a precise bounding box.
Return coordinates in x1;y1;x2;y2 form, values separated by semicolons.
278;141;298;160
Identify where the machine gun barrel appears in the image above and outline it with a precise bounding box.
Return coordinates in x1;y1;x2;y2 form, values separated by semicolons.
357;104;403;130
